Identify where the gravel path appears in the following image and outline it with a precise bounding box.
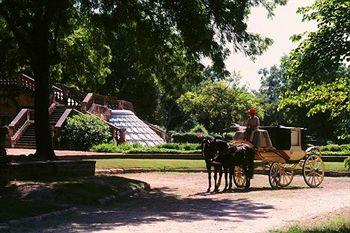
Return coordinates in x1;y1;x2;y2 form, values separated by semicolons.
13;173;350;233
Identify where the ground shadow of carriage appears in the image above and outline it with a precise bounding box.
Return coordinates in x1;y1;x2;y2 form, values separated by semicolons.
202;126;325;192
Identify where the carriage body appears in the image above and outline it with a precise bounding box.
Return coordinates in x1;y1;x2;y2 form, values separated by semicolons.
231;126;324;189
232;126;307;163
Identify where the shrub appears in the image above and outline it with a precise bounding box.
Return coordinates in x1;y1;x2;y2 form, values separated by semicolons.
90;143;117;153
114;143;143;153
171;132;202;143
321;144;350;152
189;124;208;135
321;144;342;152
61;114;112;150
156;143;201;151
90;142;201;154
345;157;350;170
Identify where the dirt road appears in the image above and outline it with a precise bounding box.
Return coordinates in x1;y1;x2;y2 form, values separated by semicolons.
13;173;350;233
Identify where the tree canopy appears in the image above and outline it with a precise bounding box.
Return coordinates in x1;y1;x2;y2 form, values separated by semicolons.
177;77;262;133
0;0;287;158
260;0;350;142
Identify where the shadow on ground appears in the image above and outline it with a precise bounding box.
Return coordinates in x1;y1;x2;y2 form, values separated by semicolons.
13;185;275;232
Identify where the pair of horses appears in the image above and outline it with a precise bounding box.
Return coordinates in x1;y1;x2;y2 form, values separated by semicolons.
201;136;254;192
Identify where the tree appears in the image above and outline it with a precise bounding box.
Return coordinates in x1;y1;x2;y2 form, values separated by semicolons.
0;1;72;159
279;0;350;142
177;78;262;133
0;0;285;159
0;18;27;79
51;25;112;93
258;63;288;126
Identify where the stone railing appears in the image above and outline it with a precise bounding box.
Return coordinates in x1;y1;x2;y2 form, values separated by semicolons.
48;101;58;115
109;99;134;112
81;93;110;120
0;74;35;93
53;84;84;107
17;74;35;91
0;74;84;107
81;93;109;112
53;108;79;148
146;123;170;142
8;109;33;147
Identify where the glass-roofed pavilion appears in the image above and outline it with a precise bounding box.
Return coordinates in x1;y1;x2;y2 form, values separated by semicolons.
109;110;165;146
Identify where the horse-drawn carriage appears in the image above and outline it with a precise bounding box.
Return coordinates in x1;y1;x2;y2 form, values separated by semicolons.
231;126;325;189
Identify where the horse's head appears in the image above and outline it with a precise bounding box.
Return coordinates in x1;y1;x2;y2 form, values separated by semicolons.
202;136;216;160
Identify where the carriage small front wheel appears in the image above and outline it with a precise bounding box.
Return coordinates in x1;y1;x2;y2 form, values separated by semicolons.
278;164;294;187
302;152;324;188
233;166;246;188
269;162;281;189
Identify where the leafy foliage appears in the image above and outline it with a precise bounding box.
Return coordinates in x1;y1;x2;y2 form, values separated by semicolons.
271;0;350;142
61;114;112;150
90;142;201;154
171;132;203;144
345;157;350;170
0;0;287;157
189;124;208;135
90;143;117;153
321;144;350;152
51;25;112;92
177;79;262;132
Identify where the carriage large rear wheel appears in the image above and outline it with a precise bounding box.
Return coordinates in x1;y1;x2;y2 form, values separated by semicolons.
233;166;246;188
302;151;324;188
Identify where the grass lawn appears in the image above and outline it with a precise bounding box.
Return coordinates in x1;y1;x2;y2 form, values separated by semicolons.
96;159;205;170
324;162;348;171
95;159;348;171
272;215;350;233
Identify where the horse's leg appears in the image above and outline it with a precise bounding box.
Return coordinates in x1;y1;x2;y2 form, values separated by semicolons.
229;166;233;190
217;165;223;191
223;167;228;191
244;164;251;191
213;166;219;192
206;163;211;192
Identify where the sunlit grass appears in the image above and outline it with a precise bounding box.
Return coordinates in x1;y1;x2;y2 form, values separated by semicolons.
271;215;350;233
95;159;347;171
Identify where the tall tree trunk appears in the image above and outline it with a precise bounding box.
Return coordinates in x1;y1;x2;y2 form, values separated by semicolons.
31;17;56;160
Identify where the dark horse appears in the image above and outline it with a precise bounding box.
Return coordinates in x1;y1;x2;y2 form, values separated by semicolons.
202;136;255;192
201;136;224;192
224;143;255;190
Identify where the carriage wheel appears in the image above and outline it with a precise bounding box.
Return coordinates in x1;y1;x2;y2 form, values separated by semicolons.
269;162;281;189
302;153;324;188
278;165;294;187
233;166;246;188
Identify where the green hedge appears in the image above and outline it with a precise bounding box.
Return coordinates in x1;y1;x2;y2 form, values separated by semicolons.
345;157;350;170
171;133;202;143
90;143;117;153
61;114;113;150
321;144;350;152
90;142;201;154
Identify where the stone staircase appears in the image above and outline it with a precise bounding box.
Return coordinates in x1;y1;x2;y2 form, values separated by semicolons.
4;73;166;148
15;123;35;148
49;105;67;126
14;105;69;148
